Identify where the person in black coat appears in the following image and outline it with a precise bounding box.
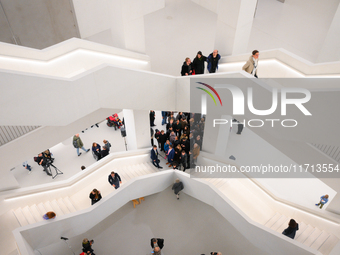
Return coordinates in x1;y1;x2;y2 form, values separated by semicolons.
108;171;122;189
192;51;207;74
151;238;164;250
92;142;101;161
173;119;182;137
150;110;156;126
34;153;52;176
100;146;109;159
207;50;221;73
159;130;167;152
282;219;299;239
181;137;190;154
179;150;187;172
151;145;163;169
82;238;95;255
172;178;184;199
181;57;192;76
166;119;175;132
155;129;161;149
89;189;102;205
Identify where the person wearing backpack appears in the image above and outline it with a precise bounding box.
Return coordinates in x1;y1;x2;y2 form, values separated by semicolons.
73;134;90;156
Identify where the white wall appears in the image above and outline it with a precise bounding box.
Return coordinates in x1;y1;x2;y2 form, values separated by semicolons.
249;0;340;63
0;66;176;126
72;0;165;53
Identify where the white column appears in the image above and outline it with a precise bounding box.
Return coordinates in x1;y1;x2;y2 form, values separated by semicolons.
232;0;258;55
122;109;150;150
317;3;340;62
202;114;231;157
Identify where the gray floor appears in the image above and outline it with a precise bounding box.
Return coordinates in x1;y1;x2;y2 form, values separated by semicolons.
78;187;266;255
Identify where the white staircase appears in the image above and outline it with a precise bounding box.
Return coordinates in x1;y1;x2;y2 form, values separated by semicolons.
205;177;339;255
12;162;159;227
12;197;77;227
265;212;339;254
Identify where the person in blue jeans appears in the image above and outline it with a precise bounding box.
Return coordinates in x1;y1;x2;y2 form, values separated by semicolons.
161;111;167;125
73;134;90;156
23;161;32;174
315;194;329;209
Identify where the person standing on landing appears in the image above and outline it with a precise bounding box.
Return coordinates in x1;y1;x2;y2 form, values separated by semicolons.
242;50;259;78
207;50;221;73
192;51;207;74
181;57;192;76
315;194;329;209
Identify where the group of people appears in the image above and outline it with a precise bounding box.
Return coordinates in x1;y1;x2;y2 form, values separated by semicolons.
151;111;204;171
181;50;221;76
181;49;260;78
72;133;112;162
91;140;111;161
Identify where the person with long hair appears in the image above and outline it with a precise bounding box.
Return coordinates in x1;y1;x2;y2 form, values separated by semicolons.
282;219;299;239
89;189;102;205
92;142;101;161
43;211;56;220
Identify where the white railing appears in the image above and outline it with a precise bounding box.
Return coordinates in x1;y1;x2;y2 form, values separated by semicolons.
13;170;318;255
219;48;340;77
0;38;150;78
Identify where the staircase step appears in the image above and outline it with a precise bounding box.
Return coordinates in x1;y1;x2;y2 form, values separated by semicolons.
310;231;330;250
30;205;44;222
63;197;77;213
271;215;288;231
43;201;54;213
215;179;229;188
135;164;147;175
276;218;290;234
264;212;281;228
140;163;155;174
121;167;134;180
318;234;339;255
21;206;36;225
127;165;138;178
296;225;315;243
117;167;129;182
303;228;322;246
130;165;142;177
145;162;158;173
294;222;307;239
13;208;28;227
37;203;47;215
146;162;159;172
57;198;71;214
50;200;64;216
